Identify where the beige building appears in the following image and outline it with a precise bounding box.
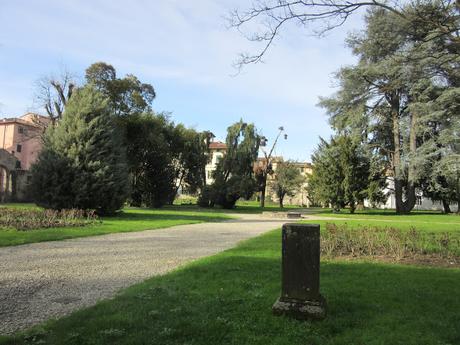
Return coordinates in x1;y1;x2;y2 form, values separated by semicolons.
260;157;313;207
205;140;313;206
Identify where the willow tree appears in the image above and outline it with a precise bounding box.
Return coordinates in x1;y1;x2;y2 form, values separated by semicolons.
208;120;260;209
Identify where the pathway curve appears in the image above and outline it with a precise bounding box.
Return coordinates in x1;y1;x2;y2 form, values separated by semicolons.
0;213;287;334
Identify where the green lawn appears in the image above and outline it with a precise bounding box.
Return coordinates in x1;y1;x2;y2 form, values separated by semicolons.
308;211;460;233
0;206;231;247
2;229;459;345
164;200;304;214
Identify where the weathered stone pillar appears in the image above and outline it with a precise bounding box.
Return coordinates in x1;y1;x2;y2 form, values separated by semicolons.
272;223;326;320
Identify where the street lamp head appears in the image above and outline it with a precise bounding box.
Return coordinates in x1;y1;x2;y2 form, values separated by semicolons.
260;136;268;146
278;126;284;131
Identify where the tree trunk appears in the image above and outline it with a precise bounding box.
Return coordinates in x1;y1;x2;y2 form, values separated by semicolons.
442;199;452;214
402;111;418;213
391;99;405;214
457;171;460;214
279;194;284;208
349;200;356;214
260;175;266;208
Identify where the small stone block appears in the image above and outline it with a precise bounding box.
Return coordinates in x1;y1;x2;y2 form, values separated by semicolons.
286;212;302;219
272;223;326;320
272;295;326;320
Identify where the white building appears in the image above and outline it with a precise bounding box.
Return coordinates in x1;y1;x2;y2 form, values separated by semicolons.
365;177;458;212
204;141;226;185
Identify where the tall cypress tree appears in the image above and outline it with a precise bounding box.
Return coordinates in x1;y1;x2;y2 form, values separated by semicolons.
31;85;129;214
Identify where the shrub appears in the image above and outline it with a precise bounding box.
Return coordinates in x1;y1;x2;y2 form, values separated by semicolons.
321;223;460;259
0;208;99;231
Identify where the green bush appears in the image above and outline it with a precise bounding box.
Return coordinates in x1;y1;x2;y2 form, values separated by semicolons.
0;208;99;231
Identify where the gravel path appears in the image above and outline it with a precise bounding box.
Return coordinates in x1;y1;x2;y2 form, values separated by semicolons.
0;214;287;334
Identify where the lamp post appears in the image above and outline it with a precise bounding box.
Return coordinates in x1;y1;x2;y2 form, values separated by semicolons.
259;126;287;208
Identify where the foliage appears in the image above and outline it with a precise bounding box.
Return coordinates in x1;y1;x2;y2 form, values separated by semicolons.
122;113;208;208
0;208;98;231
169;125;210;197
308;135;382;212
30;85;130;215
270;160;304;208
85;62;156;117
319;5;459;213
206;120;260;209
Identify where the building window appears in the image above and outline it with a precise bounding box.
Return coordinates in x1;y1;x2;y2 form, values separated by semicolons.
18;127;24;134
16;144;22;153
15;161;21;169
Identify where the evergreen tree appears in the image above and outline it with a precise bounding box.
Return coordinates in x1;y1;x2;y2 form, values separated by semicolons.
307;135;381;213
320;5;458;213
30;85;129;214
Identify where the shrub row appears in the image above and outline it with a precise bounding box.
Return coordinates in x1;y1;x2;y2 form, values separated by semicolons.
0;208;99;231
321;223;460;259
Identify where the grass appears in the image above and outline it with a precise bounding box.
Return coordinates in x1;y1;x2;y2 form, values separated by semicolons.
0;205;231;247
311;208;460;223
164;200;304;214
2;229;459;345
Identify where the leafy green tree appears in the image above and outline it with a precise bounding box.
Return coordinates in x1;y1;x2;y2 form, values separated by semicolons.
123;113;176;208
169;125;209;200
122;113;209;207
270;160;305;208
207;120;260;209
85;62;156;117
30;85;129;214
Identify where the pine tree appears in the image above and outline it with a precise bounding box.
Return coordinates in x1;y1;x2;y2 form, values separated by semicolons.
30;85;129;214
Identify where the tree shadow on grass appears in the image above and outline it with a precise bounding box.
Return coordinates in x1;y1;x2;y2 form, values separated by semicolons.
106;209;230;223
4;255;460;345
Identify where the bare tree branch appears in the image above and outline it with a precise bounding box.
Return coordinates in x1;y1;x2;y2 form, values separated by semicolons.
34;68;77;125
228;0;459;70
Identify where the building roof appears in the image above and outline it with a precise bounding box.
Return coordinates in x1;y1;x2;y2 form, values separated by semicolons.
209;141;227;150
0;113;50;128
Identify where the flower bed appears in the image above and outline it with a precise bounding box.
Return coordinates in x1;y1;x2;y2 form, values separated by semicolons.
0;208;99;231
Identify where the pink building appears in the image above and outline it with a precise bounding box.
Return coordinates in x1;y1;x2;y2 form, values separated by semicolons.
0;113;48;170
0;113;48;201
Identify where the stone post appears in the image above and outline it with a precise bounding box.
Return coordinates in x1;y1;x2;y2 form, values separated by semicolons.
272;223;326;320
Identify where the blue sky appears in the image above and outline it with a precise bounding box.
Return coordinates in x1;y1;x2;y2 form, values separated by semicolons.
0;0;364;161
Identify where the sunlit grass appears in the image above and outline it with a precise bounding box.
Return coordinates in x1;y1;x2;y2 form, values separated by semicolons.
2;229;459;345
